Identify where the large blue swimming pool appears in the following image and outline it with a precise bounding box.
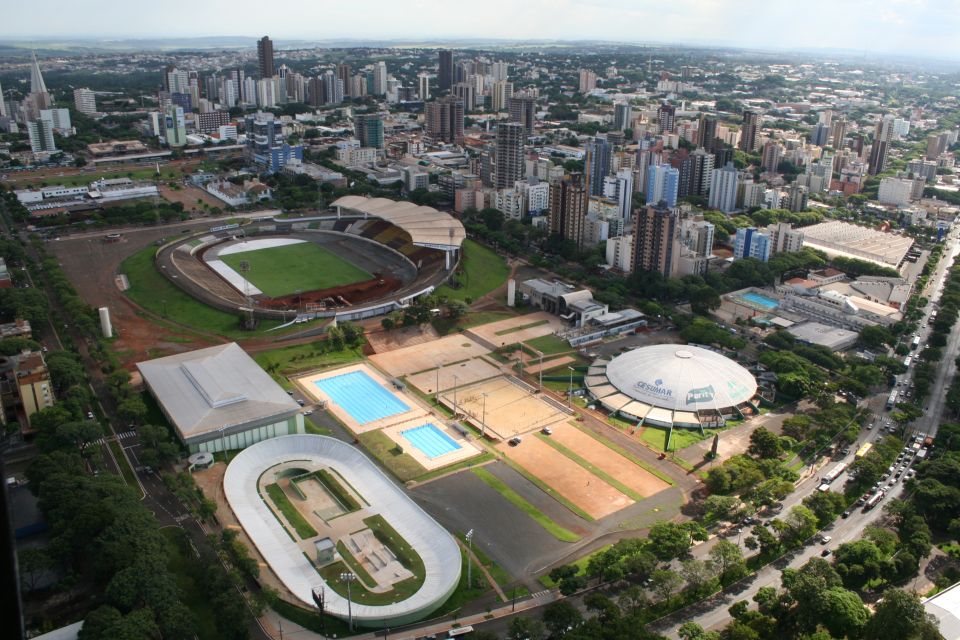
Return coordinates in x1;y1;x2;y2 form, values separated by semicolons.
739;291;779;310
401;423;462;459
313;370;409;424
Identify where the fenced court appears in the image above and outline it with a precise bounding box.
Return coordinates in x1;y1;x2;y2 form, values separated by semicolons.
498;436;632;520
369;334;490;377
465;311;563;347
550;423;670;497
439;376;569;441
405;357;501;396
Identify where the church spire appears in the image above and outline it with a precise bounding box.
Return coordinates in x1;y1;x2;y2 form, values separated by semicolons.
30;51;48;95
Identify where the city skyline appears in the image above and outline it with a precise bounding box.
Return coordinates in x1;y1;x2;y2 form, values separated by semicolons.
1;0;958;61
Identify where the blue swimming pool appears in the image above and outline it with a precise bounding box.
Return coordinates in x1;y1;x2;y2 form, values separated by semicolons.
401;424;462;459
313;370;409;424
740;291;779;310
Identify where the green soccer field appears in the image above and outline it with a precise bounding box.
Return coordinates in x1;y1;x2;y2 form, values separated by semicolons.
218;242;373;298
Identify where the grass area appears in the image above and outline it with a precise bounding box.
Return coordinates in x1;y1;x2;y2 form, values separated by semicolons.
573;423;675;485
539;543;613;588
536;434;645;502
14;165;187;187
432;548;491;617
472;467;581;542
264;483;318;539
640;424;716;452
335;540;377;588
525;333;573;355
496;454;594;522
162;528;219;640
494;319;549;336
358;430;427;482
431;310;517;336
364;514;425;576
219;242;372;298
413;452;496;483
607;414;636;431
253;343;363;383
303;416;331;435
296;469;361;512
122;246;280;337
270;599;354;638
108;439;138;486
436;239;509;303
464;533;513;589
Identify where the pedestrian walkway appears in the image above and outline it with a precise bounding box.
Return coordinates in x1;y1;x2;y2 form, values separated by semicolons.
94;430;136;445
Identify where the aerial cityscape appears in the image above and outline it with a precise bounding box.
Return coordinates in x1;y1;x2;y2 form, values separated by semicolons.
3;4;960;640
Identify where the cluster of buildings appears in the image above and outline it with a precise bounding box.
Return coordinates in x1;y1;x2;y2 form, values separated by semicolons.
0;320;57;432
13;177;160;215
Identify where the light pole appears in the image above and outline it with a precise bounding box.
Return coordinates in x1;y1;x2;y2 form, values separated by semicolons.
340;572;356;631
452;374;459;416
311;587;327;639
481;393;488;437
538;349;544;392
218;426;226;459
465;529;474;588
567;366;575;407
435;362;441;402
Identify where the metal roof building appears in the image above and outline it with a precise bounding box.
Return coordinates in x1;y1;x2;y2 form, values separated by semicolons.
137;343;303;453
924;580;960;640
224;435;461;626
585;344;759;428
331;195;466;250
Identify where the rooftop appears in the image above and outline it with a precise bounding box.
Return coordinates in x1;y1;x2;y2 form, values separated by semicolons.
332;195;465;249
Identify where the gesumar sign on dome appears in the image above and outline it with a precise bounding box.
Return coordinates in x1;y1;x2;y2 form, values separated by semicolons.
634;379;674;398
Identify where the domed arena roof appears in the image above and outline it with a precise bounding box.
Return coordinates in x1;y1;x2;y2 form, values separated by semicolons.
602;344;757;413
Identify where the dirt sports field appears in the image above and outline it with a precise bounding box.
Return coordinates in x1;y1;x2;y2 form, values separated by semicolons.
499;436;632;520
158;184;224;210
405;357;502;395
551;423;670;497
368;334;490;377
464;312;562;346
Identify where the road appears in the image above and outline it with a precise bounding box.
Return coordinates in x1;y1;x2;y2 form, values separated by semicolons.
649;228;960;637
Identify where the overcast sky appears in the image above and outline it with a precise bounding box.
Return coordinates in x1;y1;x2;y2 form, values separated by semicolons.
4;0;959;59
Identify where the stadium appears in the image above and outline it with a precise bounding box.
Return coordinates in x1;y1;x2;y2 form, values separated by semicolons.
584;344;760;429
223;434;461;626
155;196;465;323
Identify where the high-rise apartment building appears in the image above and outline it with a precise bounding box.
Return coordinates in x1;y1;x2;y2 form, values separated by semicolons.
245;111;303;172
734;227;771;262
645;164;679;208
690;148;715;197
492;81;513;111
354;113;384;149
631;203;678;278
657;103;676;134
586;136;611;196
257;36;275;79
868;114;895;175
336;63;352;97
373;61;388;95
708;162;739;213
73;88;96;115
438;50;454;92
548;174;587;248
508;94;536;134
163;104;186;148
26;118;56;153
418;74;431;101
578;69;597;93
495;122;525;189
614;103;632;132
698;114;718;151
738;109;761;152
761;140;782;174
830;117;847;149
424;96;465;145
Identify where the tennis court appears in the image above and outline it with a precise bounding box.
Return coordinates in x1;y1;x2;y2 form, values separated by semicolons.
440;376;569;441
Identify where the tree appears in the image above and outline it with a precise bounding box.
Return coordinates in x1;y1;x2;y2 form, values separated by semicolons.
543;600;582;638
680;558;717;595
18;548;54;591
745;523;779;555
679;622;719;640
117;396;148;426
816;587;870;639
864;589;944;640
783;505;819;546
747;426;783;459
710;540;747;585
649;569;683;601
859;325;894;349
802;490;848;527
647;521;706;561
703;495;742;523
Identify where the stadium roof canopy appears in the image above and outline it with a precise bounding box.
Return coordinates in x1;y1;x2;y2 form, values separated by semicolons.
924;580;960;640
586;344;758;427
137;343;300;443
332;195;466;250
224;435;461;625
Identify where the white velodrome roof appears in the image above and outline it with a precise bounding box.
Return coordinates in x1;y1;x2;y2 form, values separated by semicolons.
332;195;466;249
223;435;461;624
604;344;757;412
924;580;960;640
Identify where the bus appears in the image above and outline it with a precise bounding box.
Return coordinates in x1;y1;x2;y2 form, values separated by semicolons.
448;626;475;638
863;492;884;511
903;356;913;368
911;336;921;350
886;390;898;410
855;442;873;459
821;463;847;485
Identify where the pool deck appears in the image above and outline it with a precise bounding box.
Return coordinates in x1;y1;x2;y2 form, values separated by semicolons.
382;422;481;471
296;364;430;435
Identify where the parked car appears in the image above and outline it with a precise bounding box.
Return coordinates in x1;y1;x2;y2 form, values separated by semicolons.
508;436;522;446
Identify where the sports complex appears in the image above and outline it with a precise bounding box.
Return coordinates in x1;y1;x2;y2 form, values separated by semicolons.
223;435;461;626
154;196;465;323
585;344;760;430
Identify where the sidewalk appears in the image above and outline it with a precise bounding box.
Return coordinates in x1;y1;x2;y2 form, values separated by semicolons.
259;590;560;640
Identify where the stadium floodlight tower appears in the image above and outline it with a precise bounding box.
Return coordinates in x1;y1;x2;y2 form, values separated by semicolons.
340;571;356;631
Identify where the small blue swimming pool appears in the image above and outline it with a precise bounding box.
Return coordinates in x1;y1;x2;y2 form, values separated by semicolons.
401;424;462;459
313;370;409;425
739;291;779;310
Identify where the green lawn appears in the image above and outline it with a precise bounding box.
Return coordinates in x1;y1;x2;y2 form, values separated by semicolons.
494;319;549;336
162;528;219;640
538;543;613;588
472;467;581;542
641;425;716;452
437;239;509;303
121;245;280;337
15;165;187;187
253;343;363;382
525;333;573;355
295;469;361;512
219;242;372;298
264;483;317;539
358;430;428;481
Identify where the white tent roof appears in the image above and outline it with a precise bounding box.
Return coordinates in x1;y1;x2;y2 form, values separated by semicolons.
332;195;466;249
223;435;461;624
